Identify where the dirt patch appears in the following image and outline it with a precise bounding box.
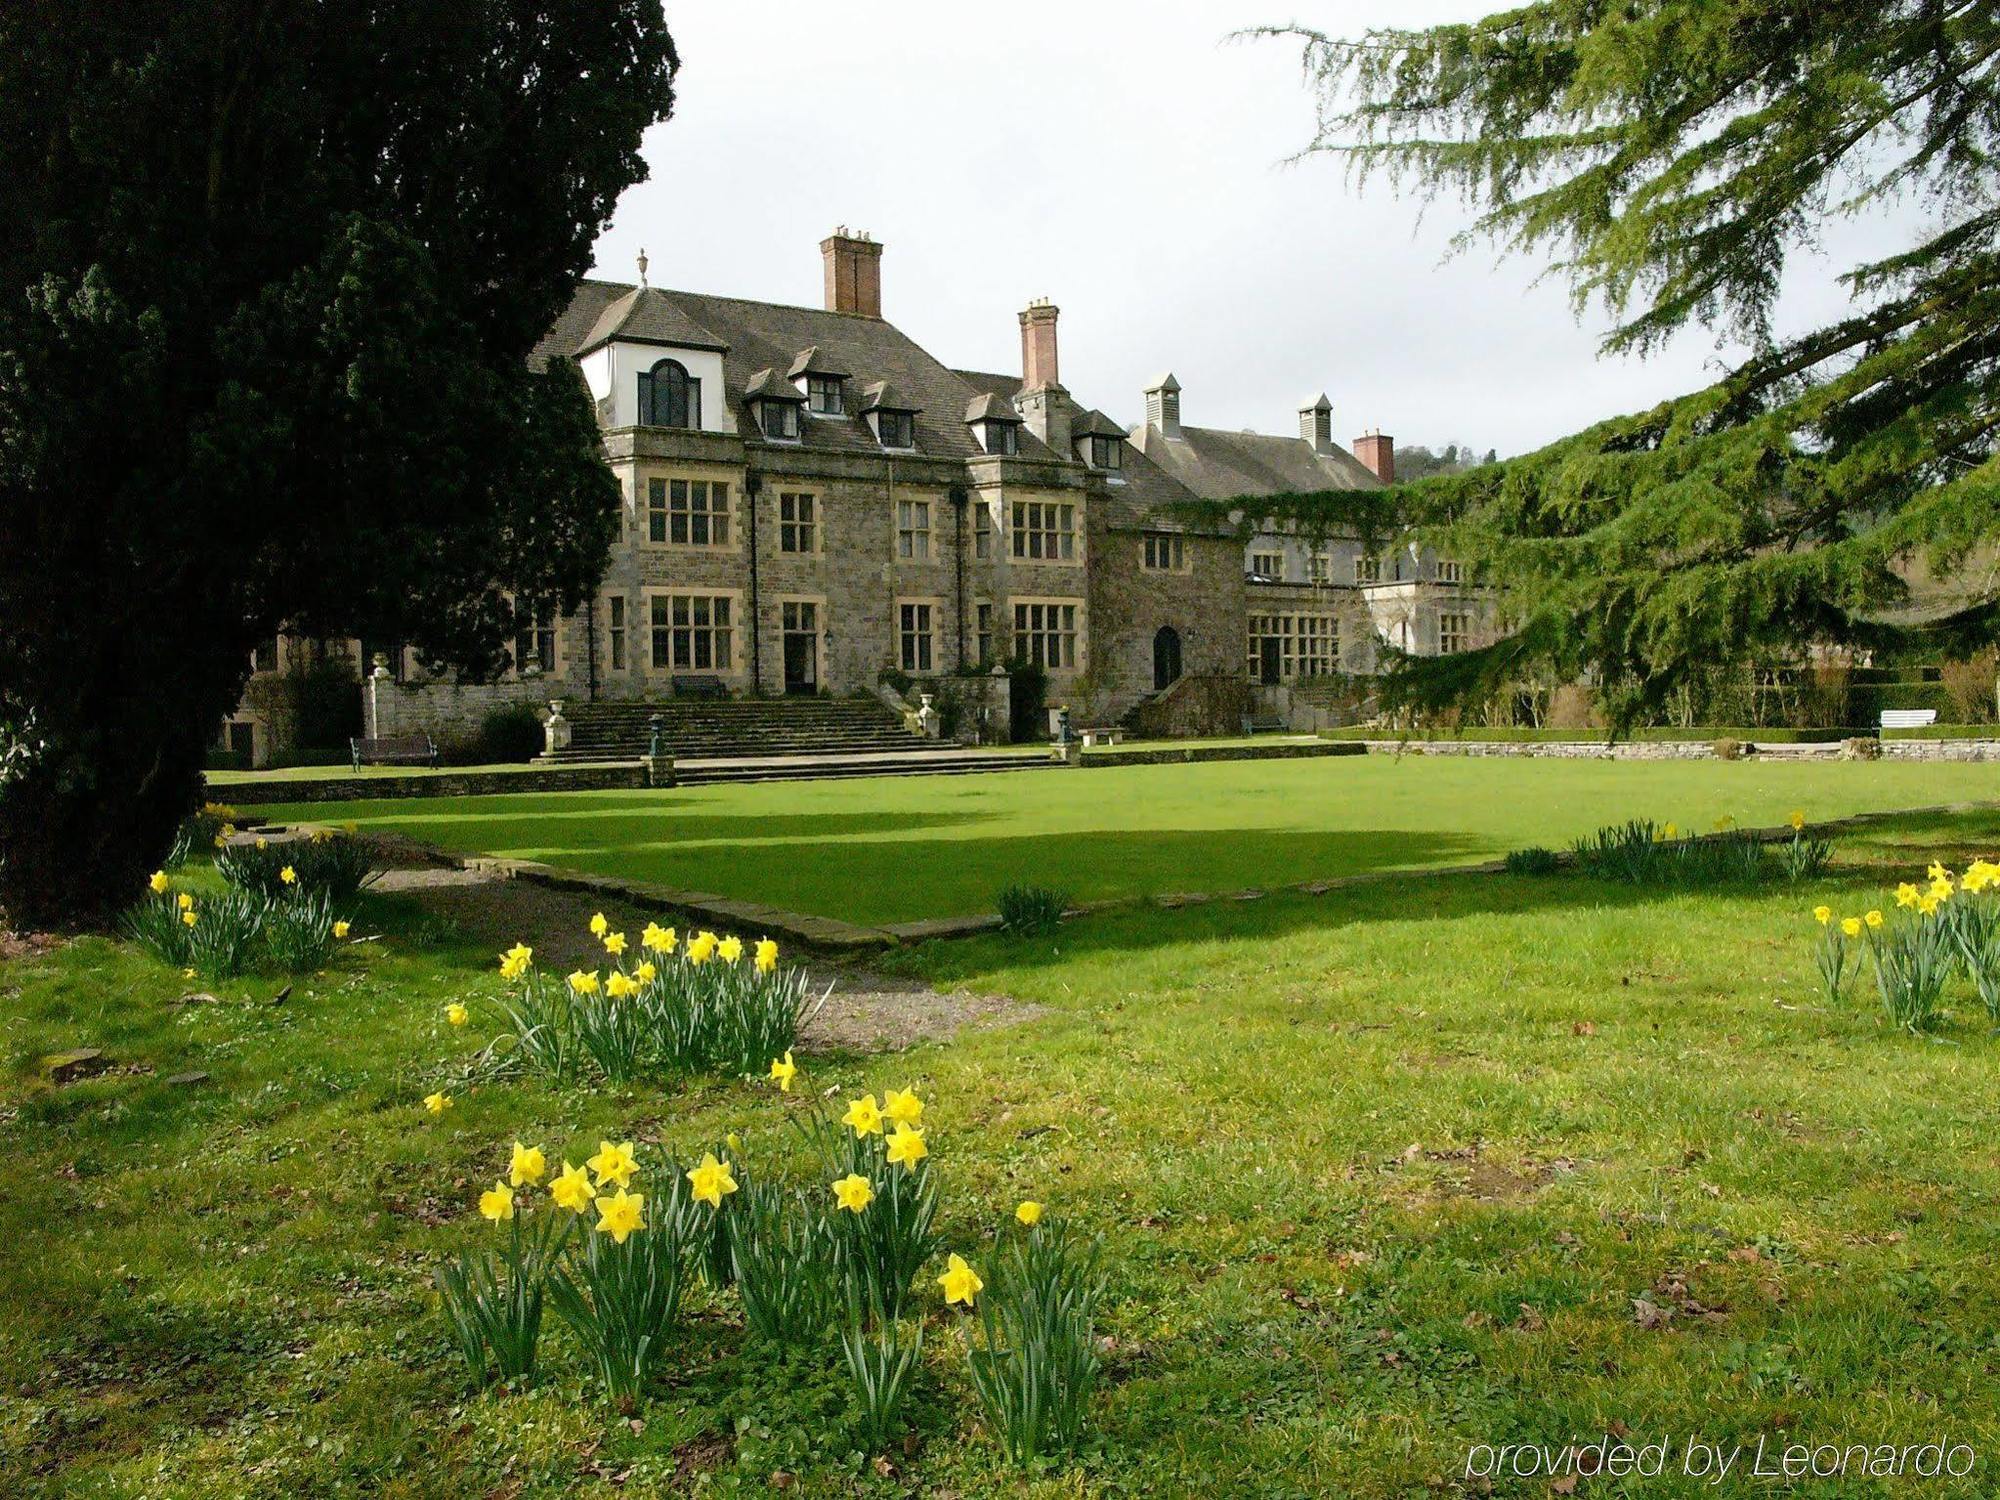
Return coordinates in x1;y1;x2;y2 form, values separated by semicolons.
0;929;63;963
369;865;1042;1053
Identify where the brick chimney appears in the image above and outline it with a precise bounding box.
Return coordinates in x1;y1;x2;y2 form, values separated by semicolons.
1353;429;1395;485
1144;373;1182;440
1299;393;1333;454
1014;299;1069;455
820;227;882;317
1020;299;1059;391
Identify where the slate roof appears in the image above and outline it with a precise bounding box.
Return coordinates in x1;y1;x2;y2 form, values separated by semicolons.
538;281;1055;461
1130;421;1382;499
572;285;728;355
964;391;1023;425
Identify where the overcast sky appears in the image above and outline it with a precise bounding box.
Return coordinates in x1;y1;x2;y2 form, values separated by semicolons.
590;2;1931;458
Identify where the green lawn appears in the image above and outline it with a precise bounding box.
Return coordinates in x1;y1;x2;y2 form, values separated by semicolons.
259;755;2000;924
6;803;2000;1495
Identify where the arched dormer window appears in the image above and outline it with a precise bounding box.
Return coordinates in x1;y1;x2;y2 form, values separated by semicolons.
638;358;700;429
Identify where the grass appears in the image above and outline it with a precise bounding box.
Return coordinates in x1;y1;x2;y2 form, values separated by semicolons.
6;802;2000;1496
258;755;2000;925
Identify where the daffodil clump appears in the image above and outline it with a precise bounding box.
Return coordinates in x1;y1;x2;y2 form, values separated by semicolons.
123;865;358;978
216;830;373;900
1809;857;2000;1031
1573;814;1825;888
163;801;240;868
469;916;818;1086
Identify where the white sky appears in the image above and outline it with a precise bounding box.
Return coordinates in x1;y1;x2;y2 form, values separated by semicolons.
590;2;1932;458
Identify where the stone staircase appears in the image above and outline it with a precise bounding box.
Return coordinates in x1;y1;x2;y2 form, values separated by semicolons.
544;697;1048;786
545;697;923;763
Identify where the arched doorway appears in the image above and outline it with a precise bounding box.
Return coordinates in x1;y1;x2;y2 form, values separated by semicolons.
1152;626;1183;691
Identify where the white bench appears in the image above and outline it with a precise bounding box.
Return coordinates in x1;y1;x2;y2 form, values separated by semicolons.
1880;709;1938;729
1079;727;1123;747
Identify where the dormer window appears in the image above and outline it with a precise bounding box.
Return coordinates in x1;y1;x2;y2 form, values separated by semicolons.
762;402;801;441
638;358;700;429
983;423;1018;456
1088;434;1122;470
806;374;844;414
861;380;920;452
745;367;805;443
965;393;1022;458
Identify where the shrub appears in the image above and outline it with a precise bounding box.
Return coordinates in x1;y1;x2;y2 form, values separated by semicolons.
1503;846;1562;875
1712;737;1745;760
164;802;237;868
477;704;545;764
997;884;1068;935
217;833;372;900
125;871;352;978
965;1215;1105;1466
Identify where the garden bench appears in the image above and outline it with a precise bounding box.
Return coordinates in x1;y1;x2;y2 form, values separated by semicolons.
1079;727;1123;747
673;675;729;699
1240;714;1287;735
349;733;438;770
1880;709;1938;729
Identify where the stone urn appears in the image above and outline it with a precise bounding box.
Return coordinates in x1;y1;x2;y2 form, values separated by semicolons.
543;699;572;756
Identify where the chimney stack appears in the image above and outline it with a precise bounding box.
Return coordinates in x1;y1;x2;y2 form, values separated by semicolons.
1144;373;1182;440
1019;299;1060;391
1353;430;1395;485
821;227;883;317
1299;394;1333;454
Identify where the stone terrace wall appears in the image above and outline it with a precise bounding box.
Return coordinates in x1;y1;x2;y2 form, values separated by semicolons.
213;764;646;806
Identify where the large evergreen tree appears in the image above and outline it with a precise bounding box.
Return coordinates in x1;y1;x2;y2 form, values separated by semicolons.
0;3;677;926
1244;2;1999;724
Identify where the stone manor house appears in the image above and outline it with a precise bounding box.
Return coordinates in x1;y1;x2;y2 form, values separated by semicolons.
224;230;1485;765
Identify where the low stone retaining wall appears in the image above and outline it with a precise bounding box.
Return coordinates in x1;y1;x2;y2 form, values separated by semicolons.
213;763;646;805
1084;741;1368;768
1353;737;2000;762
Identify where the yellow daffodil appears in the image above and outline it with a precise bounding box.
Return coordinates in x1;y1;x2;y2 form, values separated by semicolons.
182;967;196;980
842;1093;885;1136
718;935;744;963
686;931;717;965
595;1187;646;1243
833;1173;875;1213
755;938;779;973
642;922;675;954
568;969;600;996
1964;860;1995;893
1662;822;1677;840
149;870;170;894
589;912;609;937
1840;916;1862;938
1016;1200;1043;1226
177;891;195;911
1895;882;1921;909
333;920;351;939
550;1161;594;1213
424;1091;452;1115
279;865;298;886
686;1152;738;1209
181;909;198;928
213;832;230;849
884;1088;924;1126
1813;905;1832;925
445;1001;469;1027
726;1131;742;1154
588;1140;640;1188
603;931;627;956
1928;860;1951;883
606;971;638;999
635;960;657;983
509;1141;547;1187
885;1124;928;1170
1865;909;1884;929
256;836;268;849
1930;876;1954;901
1788;809;1806;831
1714;815;1735;832
938;1253;983;1305
1919;892;1944;917
221;823;237;838
769;1051;797;1092
498;942;533;980
479;1181;515;1223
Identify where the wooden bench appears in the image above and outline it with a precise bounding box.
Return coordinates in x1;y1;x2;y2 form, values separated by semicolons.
673;675;729;699
349;733;438;770
1880;709;1938;730
1241;714;1287;735
1079;727;1124;747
